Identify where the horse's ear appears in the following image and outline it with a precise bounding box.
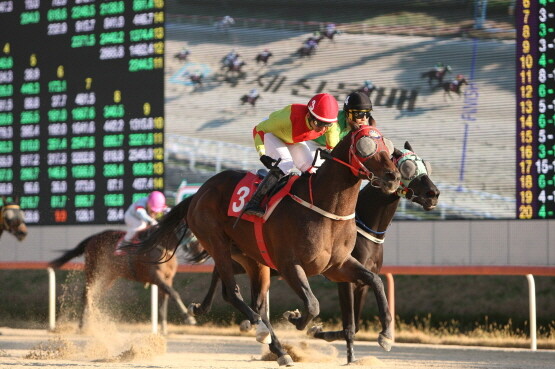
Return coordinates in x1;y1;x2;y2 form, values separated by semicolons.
392;148;403;159
404;141;413;151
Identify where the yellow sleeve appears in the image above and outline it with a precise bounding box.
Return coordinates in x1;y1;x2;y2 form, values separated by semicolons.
253;106;293;156
324;123;340;149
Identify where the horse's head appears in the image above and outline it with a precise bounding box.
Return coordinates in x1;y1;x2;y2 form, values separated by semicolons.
346;126;400;194
1;197;28;241
393;142;440;210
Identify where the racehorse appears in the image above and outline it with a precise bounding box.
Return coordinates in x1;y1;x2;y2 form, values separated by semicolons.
214;15;234;33
420;65;452;86
440;77;468;98
174;51;189;61
255;52;272;66
240;94;260;107
322;29;340;41
189;73;203;90
0;196;27;241
48;226;200;334
309;142;440;363
183;142;439;364
135;126;401;366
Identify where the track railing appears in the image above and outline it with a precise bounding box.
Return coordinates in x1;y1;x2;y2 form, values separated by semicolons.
2;261;554;349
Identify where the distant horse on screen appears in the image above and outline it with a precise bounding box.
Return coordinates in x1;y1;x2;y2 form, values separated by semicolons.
0;196;27;242
48;226;200;334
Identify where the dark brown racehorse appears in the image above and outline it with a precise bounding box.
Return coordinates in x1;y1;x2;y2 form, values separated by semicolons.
136;126;400;366
421;65;452;86
310;142;440;363
440;77;468;98
48;226;200;334
185;142;439;364
0;196;27;241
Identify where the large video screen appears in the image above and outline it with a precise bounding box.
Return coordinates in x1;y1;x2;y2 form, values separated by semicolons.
1;1;553;222
165;0;551;220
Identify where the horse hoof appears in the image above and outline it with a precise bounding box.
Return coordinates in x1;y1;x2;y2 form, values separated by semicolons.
239;320;252;332
256;322;272;344
306;324;322;337
187;303;200;316
282;309;301;320
378;333;393;352
277;354;294;366
185;315;197;326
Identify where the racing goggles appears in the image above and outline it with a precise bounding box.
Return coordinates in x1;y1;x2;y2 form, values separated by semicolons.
349;110;372;119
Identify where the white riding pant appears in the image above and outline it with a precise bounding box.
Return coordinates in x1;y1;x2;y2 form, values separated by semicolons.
123;210;148;242
263;133;314;174
305;140;326;169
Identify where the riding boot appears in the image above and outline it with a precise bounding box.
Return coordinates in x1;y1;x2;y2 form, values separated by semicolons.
114;238;132;256
244;169;282;217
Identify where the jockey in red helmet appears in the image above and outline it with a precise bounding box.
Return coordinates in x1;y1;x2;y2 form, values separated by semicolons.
246;93;340;217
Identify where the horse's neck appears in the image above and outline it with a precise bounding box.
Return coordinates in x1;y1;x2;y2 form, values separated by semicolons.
356;185;400;232
298;151;361;216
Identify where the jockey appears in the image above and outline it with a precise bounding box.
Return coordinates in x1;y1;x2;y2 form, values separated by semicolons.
115;191;168;254
307;91;375;168
247;88;259;99
325;23;336;35
363;80;374;90
452;74;465;86
245;93;340;217
223;49;239;67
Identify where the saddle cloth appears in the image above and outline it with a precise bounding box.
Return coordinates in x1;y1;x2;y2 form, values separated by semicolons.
227;172;299;223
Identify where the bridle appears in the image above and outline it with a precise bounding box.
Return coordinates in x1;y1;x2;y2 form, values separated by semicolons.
317;126;393;186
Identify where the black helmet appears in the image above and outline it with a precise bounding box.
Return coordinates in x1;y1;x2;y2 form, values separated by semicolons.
343;91;372;112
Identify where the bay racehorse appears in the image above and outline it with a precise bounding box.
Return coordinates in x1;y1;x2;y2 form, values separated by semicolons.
421;65;452;86
0;196;27;242
309;142;440;362
185;142;439;364
48;226;200;334
440;77;468;98
135;126;400;366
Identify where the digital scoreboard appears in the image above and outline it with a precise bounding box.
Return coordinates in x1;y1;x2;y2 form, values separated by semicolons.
516;0;555;219
0;0;165;225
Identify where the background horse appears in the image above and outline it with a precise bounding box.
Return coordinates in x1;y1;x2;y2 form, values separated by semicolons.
0;196;27;241
255;52;273;65
240;94;260;107
48;226;200;334
310;142;440;363
136;126;400;366
441;77;468;98
420;65;452;86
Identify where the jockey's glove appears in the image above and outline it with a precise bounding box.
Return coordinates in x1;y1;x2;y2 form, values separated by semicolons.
260;155;277;169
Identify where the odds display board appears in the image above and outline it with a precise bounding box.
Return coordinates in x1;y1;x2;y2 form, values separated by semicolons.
0;0;165;225
516;0;555;219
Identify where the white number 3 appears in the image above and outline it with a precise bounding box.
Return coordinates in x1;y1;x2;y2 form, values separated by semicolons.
232;186;250;212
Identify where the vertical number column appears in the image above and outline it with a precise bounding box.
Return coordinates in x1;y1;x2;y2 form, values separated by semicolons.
47;65;69;223
19;53;41;223
536;0;555;218
517;0;537;219
103;90;125;222
0;45;15;206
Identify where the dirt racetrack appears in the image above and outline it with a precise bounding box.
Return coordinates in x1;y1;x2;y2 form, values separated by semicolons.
1;326;554;369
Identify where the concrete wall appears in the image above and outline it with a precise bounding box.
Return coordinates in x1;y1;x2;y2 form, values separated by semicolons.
1;219;553;266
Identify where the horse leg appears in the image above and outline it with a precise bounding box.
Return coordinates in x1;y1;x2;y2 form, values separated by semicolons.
309;281;357;363
188;268;220;316
151;277;197;325
159;292;169;335
279;264;320;331
325;256;393;352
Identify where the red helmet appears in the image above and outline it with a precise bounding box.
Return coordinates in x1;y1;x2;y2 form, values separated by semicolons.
307;93;338;123
148;191;166;212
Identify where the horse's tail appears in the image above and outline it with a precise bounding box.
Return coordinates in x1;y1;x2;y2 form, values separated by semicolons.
48;233;97;269
134;196;194;259
182;229;210;264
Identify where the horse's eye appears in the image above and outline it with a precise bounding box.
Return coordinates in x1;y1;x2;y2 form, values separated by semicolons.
356;136;377;157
